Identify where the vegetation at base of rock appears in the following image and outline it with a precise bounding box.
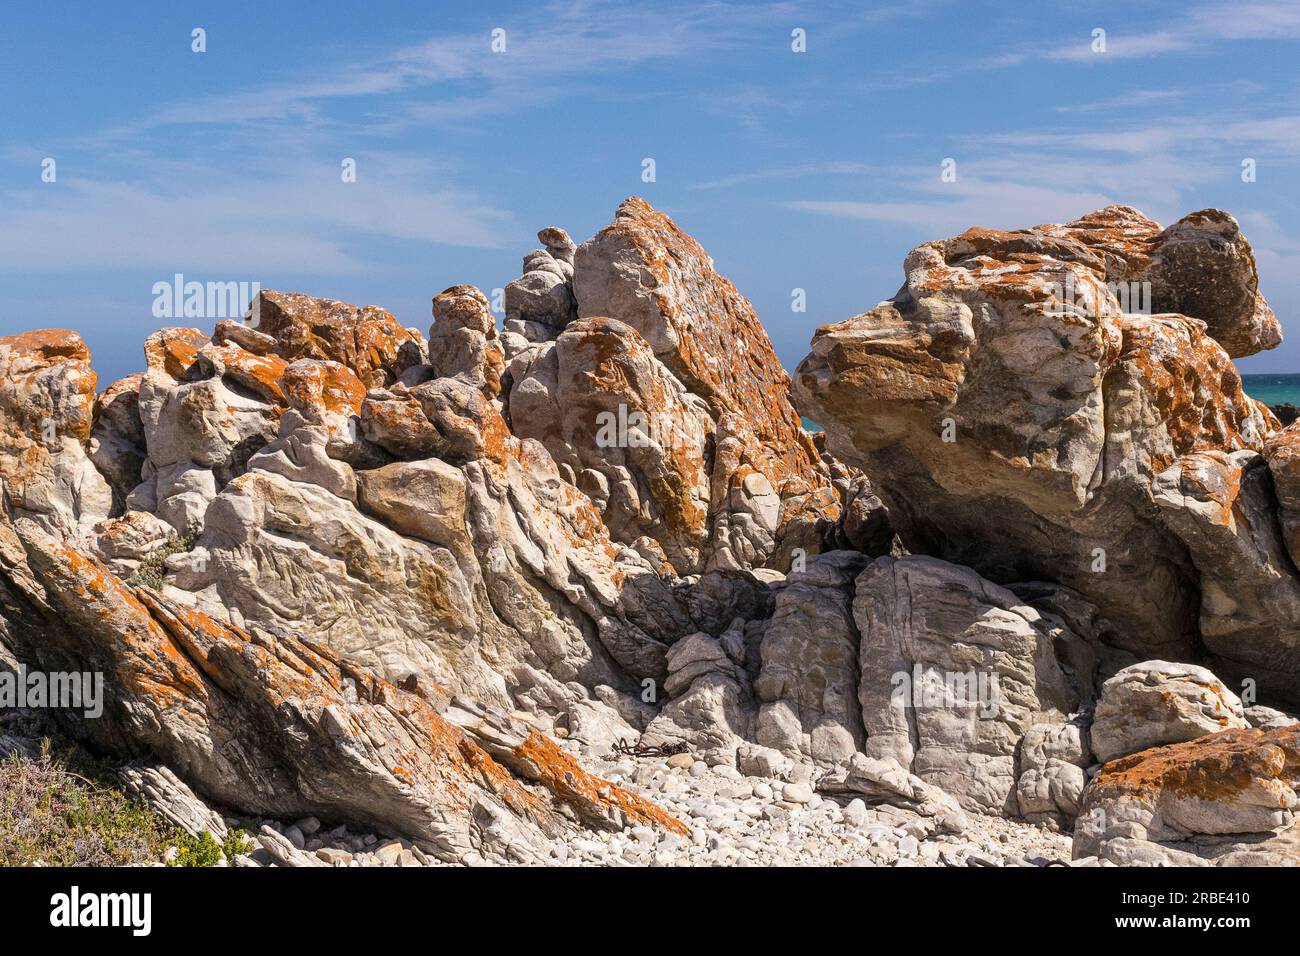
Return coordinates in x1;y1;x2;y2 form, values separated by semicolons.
125;529;198;589
168;828;251;867
0;736;184;866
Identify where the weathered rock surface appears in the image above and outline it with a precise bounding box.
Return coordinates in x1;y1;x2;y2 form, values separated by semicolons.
1091;660;1249;763
795;205;1294;699
566;198;849;572
754;551;870;766
252;290;420;388
0;330;112;541
1074;725;1300;865
3;198;1296;866
854;555;1083;814
0;516;681;863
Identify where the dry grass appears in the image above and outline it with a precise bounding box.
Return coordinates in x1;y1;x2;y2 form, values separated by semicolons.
0;736;180;866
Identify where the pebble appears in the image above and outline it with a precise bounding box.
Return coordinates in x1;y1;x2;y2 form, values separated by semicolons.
233;746;1077;870
782;782;813;804
843;799;869;827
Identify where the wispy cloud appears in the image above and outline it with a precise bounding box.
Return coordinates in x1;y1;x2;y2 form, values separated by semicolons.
87;1;808;143
0;152;514;274
689;161;873;192
786;179;1115;234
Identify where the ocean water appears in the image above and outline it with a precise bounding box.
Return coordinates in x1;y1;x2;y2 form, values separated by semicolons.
1243;374;1300;407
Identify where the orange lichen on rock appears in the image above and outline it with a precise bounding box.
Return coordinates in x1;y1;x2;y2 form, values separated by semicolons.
0;328;92;363
577;197;828;500
281;358;367;420
255;290;419;388
144;327;208;379
1116;313;1272;460
514;729;688;834
1090;726;1300;807
202;343;290;404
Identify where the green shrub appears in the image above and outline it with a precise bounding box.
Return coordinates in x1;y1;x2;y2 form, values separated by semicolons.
126;529;198;590
0;738;179;866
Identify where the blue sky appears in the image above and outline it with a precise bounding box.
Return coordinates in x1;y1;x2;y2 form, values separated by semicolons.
3;0;1300;385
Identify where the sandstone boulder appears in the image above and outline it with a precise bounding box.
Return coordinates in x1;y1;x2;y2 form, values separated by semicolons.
1091;661;1248;763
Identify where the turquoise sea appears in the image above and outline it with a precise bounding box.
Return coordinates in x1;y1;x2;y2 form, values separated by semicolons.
1243;374;1300;407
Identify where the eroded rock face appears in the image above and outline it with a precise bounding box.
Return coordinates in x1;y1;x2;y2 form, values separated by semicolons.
1015;721;1091;823
1074;725;1300;865
428;285;505;399
795;206;1288;693
0;516;681;863
754;551;870;767
0;330;112;541
1090;661;1249;763
853;556;1084;815
569;198;845;572
508;317;715;571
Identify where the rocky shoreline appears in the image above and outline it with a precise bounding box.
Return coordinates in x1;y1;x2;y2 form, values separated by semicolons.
3;198;1299;867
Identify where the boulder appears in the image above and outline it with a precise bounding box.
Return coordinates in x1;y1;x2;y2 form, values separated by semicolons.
1091;661;1249;763
795;206;1285;692
1074;725;1300;865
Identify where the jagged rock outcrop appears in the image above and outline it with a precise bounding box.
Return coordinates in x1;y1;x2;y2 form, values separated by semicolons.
518;197;857;573
252;290;421;388
795;205;1298;701
503;228;579;346
4;197;1297;866
0;515;682;863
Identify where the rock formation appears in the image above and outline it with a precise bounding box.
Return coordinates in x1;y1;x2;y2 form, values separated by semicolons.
794;204;1300;702
3;198;1299;867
